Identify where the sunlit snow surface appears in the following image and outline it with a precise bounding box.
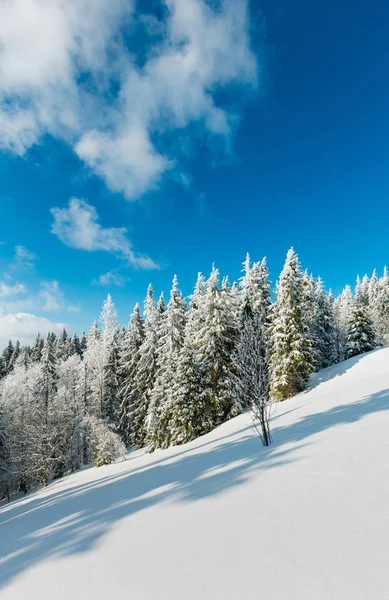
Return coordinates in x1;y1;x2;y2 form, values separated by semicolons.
1;348;389;599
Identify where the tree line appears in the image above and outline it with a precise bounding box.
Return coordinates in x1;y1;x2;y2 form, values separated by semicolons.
0;248;386;501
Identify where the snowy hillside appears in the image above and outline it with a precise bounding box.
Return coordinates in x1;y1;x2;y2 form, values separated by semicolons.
1;348;389;600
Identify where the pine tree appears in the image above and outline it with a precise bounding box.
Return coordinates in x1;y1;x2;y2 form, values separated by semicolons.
346;306;378;358
118;304;144;447
147;276;187;451
269;248;315;401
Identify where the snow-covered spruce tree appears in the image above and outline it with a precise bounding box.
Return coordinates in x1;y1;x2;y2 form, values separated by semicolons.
269;248;315;401
66;333;81;358
1;341;14;375
238;255;272;444
53;354;85;473
368;270;379;311
35;333;58;486
190;267;241;428
131;284;160;448
311;278;338;369
147;275;187;451
102;335;120;428
355;274;370;308
7;340;21;374
56;328;69;361
333;284;354;361
16;346;31;370
372;268;389;344
80;415;126;467
118;304;144;447
83;321;103;416
346;306;378;358
168;273;207;445
238;255;271;407
84;296;119;418
31;333;44;362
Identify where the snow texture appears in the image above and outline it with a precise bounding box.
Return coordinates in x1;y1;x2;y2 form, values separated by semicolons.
1;348;389;599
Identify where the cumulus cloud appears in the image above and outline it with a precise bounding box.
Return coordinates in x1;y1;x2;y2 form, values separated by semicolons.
51;197;159;269
0;0;257;199
0;311;68;346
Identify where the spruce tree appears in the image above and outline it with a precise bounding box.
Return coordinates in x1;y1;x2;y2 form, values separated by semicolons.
2;341;14;374
131;285;160;448
346;306;377;358
102;335;120;428
238;255;271;409
333;285;354;361
269;248;315;401
31;334;44;362
168;273;207;445
312;278;338;369
56;329;69;361
147;276;187;451
191;267;241;428
118;304;144;447
37;333;57;485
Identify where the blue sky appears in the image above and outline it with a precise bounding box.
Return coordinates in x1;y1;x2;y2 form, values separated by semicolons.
0;0;389;344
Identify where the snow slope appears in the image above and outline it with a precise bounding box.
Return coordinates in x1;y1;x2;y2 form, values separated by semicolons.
1;348;389;600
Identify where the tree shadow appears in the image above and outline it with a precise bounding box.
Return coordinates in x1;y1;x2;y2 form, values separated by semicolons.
1;386;389;589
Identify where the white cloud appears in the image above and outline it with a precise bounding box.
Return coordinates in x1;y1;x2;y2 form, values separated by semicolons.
0;281;27;298
67;305;81;314
39;280;63;311
0;0;257;199
0;311;68;346
51;197;159;269
14;245;36;269
93;270;128;288
0;278;69;313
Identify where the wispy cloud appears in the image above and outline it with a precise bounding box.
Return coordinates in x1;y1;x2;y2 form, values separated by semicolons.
67;304;81;314
0;0;257;199
0;281;27;298
39;280;63;311
14;245;36;269
51;197;159;269
93;270;128;288
0;278;70;314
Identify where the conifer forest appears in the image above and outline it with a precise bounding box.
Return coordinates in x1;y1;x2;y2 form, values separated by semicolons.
0;248;386;501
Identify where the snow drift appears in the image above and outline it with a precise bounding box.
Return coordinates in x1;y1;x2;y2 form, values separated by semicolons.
1;348;389;599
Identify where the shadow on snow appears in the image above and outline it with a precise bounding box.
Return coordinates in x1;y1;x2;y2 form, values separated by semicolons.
1;384;389;589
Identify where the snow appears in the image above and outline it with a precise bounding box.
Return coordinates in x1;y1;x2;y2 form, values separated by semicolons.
2;348;389;599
